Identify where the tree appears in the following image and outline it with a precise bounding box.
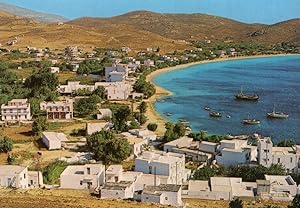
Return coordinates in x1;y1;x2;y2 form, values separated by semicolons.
32;116;47;136
277;139;296;147
229;198;243;208
193;166;217;180
87;131;131;164
25;69;59;100
129;121;140;129
93;86;106;99
113;105;132;132
174;122;186;137
0;137;13;153
77;60;103;75
138;101;147;114
288;194;300;208
133;76;156;98
147;123;158;131
74;95;101;117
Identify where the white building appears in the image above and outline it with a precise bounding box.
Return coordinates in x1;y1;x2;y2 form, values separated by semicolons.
101;181;135;199
257;175;298;201
105;64;129;82
1;99;31;122
186;177;256;201
128;129;157;141
42;132;68;150
0;165;43;189
40;100;73;120
95;82;132;100
97;108;113;120
258;137;300;173
50;67;60;73
143;59;155;68
0;165;28;188
141;184;182;206
216;139;257;166
60;164;105;190
164;137;213;163
121;132;149;157
86;122;112;136
58;81;95;95
135;151;190;185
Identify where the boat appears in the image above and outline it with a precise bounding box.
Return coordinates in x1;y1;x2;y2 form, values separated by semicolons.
164;112;173;116
267;105;289;119
209;112;222;118
204;107;211;111
242;119;261;125
235;86;259;101
226;115;231;118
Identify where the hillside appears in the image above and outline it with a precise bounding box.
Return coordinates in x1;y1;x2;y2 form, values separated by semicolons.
0;2;68;23
0;11;299;53
70;11;300;45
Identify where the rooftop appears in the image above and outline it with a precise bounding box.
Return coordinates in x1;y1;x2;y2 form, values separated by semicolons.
0;165;27;175
121;132;146;145
102;181;134;190
265;175;296;186
143;184;181;195
42;132;68;142
106;165;123;175
164;136;193;149
188;180;210;192
61;164;104;176
137;151;184;164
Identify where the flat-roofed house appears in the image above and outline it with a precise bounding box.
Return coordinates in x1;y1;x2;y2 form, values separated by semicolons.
101;181;135;199
40;100;73;120
128;129;157;141
42;132;68;150
141;184;182;206
60;164;105;190
28;171;44;188
95;82;132;100
0;165;28;188
135;151;190;185
1;99;31;121
121;132;149;156
105;64;129;82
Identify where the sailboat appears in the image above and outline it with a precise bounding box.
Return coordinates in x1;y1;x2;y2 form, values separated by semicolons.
267;105;289;119
235;86;259;101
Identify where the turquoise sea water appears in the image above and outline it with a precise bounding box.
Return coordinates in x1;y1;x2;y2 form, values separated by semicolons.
154;56;300;143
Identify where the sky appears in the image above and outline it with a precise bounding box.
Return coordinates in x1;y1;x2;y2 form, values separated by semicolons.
0;0;300;24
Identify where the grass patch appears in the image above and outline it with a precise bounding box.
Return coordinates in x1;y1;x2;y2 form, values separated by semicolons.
42;160;68;185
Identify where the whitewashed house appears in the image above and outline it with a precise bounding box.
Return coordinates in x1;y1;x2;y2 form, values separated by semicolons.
135;151;190;185
257;175;298;201
105;64;129;82
128;129;157;141
50;67;60;73
143;59;155;68
0;165;28;188
121;132;149;157
86;122;112;136
58;81;95;95
1;99;31;121
216;139;257;166
140;184;182;206
42;132;68;150
258;137;300;173
97;108;113;120
101;181;135;199
95;82;132;100
28;171;44;188
40;100;73;120
60;164;105;190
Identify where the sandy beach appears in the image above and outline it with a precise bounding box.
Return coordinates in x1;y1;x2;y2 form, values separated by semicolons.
145;54;298;136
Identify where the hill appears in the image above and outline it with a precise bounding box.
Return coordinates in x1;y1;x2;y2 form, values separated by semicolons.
70;11;300;45
0;2;68;23
0;11;299;53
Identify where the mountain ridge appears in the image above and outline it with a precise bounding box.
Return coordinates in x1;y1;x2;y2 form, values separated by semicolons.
0;2;68;23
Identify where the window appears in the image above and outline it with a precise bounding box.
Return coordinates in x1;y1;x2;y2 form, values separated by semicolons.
24;174;26;179
116;192;118;195
80;181;83;185
278;158;281;163
291;158;293;163
165;197;168;200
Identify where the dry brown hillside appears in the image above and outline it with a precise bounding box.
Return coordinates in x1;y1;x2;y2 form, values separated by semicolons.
0;11;299;53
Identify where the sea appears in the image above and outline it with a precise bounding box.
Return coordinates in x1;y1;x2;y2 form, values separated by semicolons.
153;55;300;143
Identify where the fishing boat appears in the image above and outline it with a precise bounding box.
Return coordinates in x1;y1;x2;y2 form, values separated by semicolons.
209;112;222;118
226;115;231;119
267;105;289;119
235;86;259;101
242;118;261;125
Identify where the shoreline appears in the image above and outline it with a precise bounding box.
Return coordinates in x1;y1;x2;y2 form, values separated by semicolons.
145;53;299;136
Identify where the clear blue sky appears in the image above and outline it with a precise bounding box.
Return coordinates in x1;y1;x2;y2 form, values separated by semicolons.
1;0;300;24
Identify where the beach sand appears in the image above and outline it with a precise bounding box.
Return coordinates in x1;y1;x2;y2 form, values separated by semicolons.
145;54;298;136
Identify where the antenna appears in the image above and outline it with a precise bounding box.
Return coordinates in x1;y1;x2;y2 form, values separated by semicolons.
154;166;157;187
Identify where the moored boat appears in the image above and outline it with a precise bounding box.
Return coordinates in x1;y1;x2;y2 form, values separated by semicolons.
242;119;261;125
204;107;211;111
209;112;222;118
267;106;289;119
235;87;259;101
